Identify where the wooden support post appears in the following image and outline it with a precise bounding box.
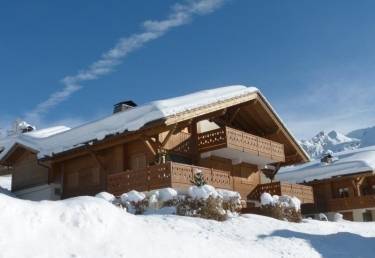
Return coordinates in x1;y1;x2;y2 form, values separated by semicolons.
87;147;107;190
190;119;199;164
228;107;241;125
352;176;366;197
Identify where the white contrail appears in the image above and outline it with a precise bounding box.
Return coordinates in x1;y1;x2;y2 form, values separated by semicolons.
26;0;226;122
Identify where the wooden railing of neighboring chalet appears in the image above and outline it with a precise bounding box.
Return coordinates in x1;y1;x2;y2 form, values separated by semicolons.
247;181;314;204
197;127;285;162
326;195;375;212
107;162;232;196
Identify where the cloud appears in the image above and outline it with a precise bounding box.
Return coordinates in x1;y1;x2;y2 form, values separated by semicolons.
25;0;226;123
279;79;375;139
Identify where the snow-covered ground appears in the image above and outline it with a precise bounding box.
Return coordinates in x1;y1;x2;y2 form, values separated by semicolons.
0;194;374;258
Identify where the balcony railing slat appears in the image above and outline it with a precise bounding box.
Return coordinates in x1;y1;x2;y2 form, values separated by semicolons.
197;126;285;162
107;162;232;195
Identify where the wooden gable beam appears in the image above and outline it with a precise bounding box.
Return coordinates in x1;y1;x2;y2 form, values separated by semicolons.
140;136;158;156
161;124;178;148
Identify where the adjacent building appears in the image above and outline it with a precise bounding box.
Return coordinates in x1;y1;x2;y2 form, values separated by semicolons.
277;147;375;221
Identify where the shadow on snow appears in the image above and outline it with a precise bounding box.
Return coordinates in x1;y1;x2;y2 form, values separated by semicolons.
259;229;375;258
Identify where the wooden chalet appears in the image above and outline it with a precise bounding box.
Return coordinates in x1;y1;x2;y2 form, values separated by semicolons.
0;85;313;206
277;148;375;221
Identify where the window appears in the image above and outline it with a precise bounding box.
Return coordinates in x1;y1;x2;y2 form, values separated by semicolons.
363;211;373;222
338;187;349;198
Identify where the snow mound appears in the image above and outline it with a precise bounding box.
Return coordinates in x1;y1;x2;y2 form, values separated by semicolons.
0;194;374;258
95;192;115;202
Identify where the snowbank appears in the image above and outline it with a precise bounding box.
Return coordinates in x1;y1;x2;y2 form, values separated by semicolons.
0;193;374;258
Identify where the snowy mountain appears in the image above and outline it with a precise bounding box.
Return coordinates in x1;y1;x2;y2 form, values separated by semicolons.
300;126;375;159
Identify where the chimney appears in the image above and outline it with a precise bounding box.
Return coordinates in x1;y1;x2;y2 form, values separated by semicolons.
113;100;137;114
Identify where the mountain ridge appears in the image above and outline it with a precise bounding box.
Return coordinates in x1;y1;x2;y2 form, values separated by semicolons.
300;126;375;159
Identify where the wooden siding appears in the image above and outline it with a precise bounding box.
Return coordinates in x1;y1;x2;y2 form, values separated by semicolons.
197;126;285;162
326;195;375;211
11;151;48;191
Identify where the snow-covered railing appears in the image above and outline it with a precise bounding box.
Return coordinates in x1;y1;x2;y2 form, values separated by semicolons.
197;127;285;162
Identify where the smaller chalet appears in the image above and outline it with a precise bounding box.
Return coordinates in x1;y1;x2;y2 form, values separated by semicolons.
0;85;312;207
277;147;375;221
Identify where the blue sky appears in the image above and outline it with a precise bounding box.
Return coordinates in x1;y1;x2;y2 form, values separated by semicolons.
1;0;375;139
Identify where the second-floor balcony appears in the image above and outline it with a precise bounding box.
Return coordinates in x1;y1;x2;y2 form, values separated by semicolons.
197;127;285;165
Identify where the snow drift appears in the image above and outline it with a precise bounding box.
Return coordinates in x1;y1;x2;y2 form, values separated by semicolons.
0;193;374;258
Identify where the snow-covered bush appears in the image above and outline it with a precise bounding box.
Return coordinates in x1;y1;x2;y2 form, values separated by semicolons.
260;193;302;222
188;184;219;199
120;190;147;214
333;212;344;222
101;186;241;220
318;213;328;221
176;185;242;221
176;196;227;221
95;192;116;203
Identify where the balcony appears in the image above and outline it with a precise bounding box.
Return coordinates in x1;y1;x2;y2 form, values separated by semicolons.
197;127;285;165
326;195;375;212
247;181;314;204
107;162;233;196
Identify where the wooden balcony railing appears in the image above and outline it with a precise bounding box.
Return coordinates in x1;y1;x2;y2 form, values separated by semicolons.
107;162;232;196
247;181;314;204
197;127;285;162
326;195;375;212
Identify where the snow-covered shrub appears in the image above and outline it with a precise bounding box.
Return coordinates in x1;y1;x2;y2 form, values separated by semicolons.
120;190;148;214
318;213;328;221
120;190;146;203
190;170;207;186
157;188;178;202
176;196;227;221
95;192;116;203
188;185;219;199
333;213;344;222
176;185;242;221
260;193;302;222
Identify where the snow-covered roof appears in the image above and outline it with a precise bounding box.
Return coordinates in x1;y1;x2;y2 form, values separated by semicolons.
277;146;375;183
0;85;306;161
0;126;71;159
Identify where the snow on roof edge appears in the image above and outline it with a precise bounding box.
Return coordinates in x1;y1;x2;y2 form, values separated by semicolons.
277;145;375;183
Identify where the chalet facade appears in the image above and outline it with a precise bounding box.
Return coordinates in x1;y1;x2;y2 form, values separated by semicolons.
277;147;375;221
0;85;312;206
